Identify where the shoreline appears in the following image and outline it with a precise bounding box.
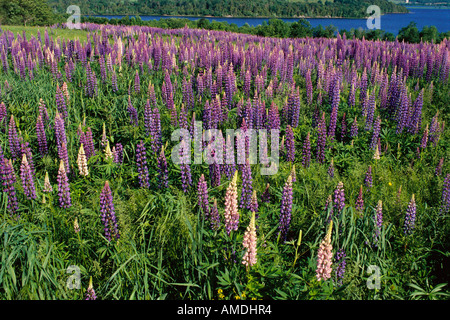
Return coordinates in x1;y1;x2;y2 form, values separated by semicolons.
89;12;411;20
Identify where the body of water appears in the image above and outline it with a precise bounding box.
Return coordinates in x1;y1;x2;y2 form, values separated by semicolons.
95;7;450;35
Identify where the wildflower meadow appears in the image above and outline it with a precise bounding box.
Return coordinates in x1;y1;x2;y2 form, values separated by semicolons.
0;22;449;301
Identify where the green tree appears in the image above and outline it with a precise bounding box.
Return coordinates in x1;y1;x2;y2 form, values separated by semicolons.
398;22;420;43
0;0;55;26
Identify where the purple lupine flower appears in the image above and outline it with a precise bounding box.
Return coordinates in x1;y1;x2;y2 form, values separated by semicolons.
429;111;441;147
8;115;20;161
306;69;313;105
20;154;36;200
440;174;450;215
198;174;210;218
364;90;376;131
421;124;429;149
328;75;340;140
0;101;6;128
404;194;417;235
136;140;150;188
210;198;220;231
350;116;358;138
157;146;169;189
178;104;188;130
373;200;383;245
240;159;253;210
54;112;67;148
100;180;120;242
279;175;293;241
127;96;138;127
355;185;364;216
113;143;123;165
36;115;48;156
58;142;70;175
150;107;161;154
84;127;96;160
435;158;444;176
316;112;327;164
370;116;382;150
56;160;71;209
327;159;335;178
1;158;19;216
288;85;300;128
334;248;346;287
364;166;373;190
179;138;192;193
55;83;68;120
261;183;271;203
285;125;295;163
302;131;311;168
408;89;423;134
333;181;345;215
250;190;259;216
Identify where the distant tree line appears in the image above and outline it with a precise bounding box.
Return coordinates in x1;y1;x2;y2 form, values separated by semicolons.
47;0;409;18
81;15;450;44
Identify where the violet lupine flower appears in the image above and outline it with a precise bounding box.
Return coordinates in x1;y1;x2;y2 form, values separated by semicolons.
54;112;67;148
150;107;162;154
355;185;364;216
240;160;253;210
327;159;335;178
285;125;295;163
333;181;345;215
440;174;450;215
100;180;120;242
420;124;429;149
210;198;220;231
279;174;293;241
316;112;327;164
113;143;123;165
316;220;333;282
55;83;68;120
127;96;138;127
85;277;97;300
0;101;6;128
328;77;340;140
373;200;383;245
370;116;381;150
242;211;257;270
404;194;417;235
364;166;373;190
56;160;71;209
1;158;19;216
179;139;192;193
198;174;210;218
302;132;311;168
334;248;346;287
224;171;239;235
340;112;347;142
157;146;169;189
20;154;36;200
136;140;150;189
261;183;271;203
8;115;20;161
36;115;48;156
350;116;358;138
435;158;444;176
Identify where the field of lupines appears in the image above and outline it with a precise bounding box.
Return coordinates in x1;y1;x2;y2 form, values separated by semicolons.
0;22;449;300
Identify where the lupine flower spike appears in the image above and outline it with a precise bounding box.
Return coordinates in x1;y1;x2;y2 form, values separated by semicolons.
77;144;89;176
100;180;120;242
242;211;257;270
85;277;97;300
224;171;239;235
316;220;333;282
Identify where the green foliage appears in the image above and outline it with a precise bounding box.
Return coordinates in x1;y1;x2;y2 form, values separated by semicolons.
0;0;57;26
